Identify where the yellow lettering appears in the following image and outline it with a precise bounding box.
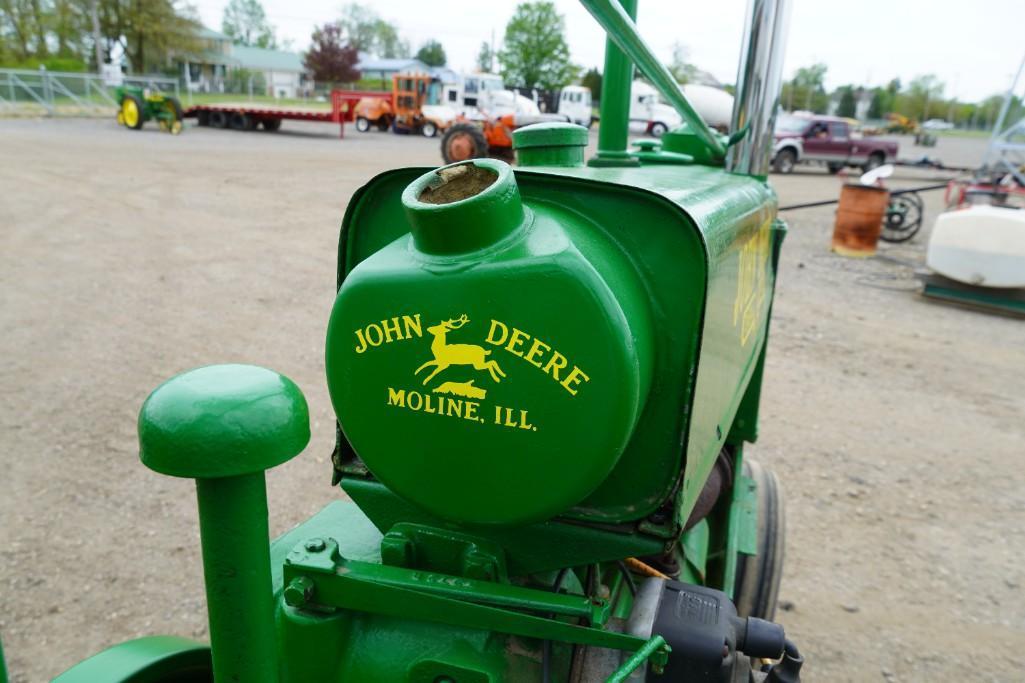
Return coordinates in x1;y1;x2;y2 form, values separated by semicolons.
485;319;509;346
354;328;369;354
424;394;436;414
560;366;590;396
524;337;550;368
387;387;406;407
407;391;423;411
464;401;479;422
543;352;568;380
506;328;528;357
364;323;384;347
402;314;422;339
518;410;534;430
381;316;403;343
444;397;463;418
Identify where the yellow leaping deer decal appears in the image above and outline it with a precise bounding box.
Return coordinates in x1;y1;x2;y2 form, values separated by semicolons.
415;314;507;386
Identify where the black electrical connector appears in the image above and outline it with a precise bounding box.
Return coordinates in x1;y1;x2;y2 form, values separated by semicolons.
647;580;797;683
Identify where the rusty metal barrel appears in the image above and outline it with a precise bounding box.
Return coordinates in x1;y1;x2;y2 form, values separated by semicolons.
832;184;890;257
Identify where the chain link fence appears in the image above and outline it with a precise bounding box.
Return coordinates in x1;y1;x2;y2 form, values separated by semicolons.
0;68;180;117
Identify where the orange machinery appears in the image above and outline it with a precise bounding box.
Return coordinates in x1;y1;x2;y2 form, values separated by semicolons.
353;74;450;138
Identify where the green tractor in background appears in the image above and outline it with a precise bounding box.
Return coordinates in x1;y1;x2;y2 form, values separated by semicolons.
115;85;184;135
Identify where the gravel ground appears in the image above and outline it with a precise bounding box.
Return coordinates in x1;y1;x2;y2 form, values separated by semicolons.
1;118;1022;682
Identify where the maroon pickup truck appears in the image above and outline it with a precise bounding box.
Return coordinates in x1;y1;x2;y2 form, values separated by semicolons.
772;114;898;174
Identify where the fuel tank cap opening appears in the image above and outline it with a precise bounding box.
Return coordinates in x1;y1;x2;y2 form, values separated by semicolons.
417;163;497;205
402;159;526;256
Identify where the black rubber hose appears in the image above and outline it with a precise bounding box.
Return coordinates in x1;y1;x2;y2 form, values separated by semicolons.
765;639;804;683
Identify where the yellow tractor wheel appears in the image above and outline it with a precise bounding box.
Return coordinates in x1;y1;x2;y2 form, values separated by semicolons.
121;94;144;130
116;110;125;125
170;120;183;135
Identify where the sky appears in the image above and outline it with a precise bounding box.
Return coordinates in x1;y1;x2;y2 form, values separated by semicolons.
193;0;1025;103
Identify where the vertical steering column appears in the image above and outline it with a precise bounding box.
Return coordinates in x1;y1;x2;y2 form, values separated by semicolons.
590;0;639;167
138;364;311;683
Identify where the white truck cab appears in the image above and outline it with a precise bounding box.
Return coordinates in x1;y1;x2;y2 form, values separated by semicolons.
557;85;593;127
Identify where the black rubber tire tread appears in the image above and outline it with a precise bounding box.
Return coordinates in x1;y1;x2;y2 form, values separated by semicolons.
773;148;796;174
122;93;145;130
441;123;489;164
733;458;785;621
208;110;228;129
862;152;885;173
229;112;251;130
262;118;282;132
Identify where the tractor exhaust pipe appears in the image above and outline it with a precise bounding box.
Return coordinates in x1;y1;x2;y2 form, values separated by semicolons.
727;0;792;178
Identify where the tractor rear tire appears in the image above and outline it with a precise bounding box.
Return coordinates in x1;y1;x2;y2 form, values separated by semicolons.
262;118;282;132
209;111;228;129
733;458;785;622
441;123;488;164
121;93;145;130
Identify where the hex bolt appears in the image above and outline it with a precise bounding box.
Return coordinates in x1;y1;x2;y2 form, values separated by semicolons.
304;538;326;553
138;364;310;683
284;576;316;607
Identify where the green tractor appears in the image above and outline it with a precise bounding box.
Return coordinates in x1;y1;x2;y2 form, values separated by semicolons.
115;85;184;135
48;1;806;681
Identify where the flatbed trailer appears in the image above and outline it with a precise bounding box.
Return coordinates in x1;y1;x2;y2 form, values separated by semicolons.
183;90;387;138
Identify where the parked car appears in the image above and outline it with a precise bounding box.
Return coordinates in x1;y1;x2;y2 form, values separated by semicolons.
772;114;899;174
922;118;955;131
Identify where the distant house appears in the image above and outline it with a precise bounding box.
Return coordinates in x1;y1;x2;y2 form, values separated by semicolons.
173;27;234;93
232;45;308;98
356;55;430;88
171;26;310;98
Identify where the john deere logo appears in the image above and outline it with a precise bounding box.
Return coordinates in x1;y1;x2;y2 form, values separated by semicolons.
350;313;592;433
415;314;506;386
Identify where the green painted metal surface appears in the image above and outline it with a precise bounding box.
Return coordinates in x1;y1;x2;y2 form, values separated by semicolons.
581;0;726;159
52;636;211;682
138;364;311;683
328;160;656;527
139;364;310;479
591;0;639;167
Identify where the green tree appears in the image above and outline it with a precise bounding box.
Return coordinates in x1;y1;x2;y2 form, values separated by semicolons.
339;3;408;58
96;0;201;72
222;0;277;48
867;87;887;119
415;39;445;67
836;85;857;118
476;41;493;72
667;41;696;84
900;74;944;121
498;1;578;89
581;67;601;102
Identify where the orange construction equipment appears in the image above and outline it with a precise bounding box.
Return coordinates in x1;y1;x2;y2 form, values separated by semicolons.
353;74;451;138
440;112;569;164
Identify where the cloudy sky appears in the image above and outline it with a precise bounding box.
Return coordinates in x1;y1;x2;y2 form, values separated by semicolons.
193;0;1025;103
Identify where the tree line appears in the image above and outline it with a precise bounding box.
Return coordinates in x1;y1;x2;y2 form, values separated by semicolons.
782;62;1021;130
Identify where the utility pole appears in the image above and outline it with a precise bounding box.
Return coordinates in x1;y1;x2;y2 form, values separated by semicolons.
90;0;104;71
